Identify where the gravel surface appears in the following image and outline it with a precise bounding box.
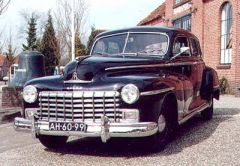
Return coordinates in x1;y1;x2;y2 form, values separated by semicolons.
0;95;240;166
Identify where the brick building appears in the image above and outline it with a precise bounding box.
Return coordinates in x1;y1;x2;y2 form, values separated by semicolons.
138;0;240;96
0;54;19;80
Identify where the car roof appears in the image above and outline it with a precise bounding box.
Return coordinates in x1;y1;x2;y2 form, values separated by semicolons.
96;26;195;38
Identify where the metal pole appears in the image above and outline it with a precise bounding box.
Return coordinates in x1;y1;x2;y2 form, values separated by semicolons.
71;0;75;61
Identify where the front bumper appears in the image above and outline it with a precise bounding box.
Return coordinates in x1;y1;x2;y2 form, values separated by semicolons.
14;117;158;142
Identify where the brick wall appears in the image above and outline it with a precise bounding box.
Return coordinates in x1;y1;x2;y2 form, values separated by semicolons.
2;87;23;108
235;0;240;96
142;0;240;96
202;0;238;95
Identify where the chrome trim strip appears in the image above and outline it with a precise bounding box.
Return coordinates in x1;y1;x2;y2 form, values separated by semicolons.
178;103;210;125
39;108;121;113
64;80;93;84
39;91;120;98
105;61;203;71
40;98;120;103
16;69;27;72
140;87;175;96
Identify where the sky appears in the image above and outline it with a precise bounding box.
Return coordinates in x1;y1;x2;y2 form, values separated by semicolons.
0;0;164;52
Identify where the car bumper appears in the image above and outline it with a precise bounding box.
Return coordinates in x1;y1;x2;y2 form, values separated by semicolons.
14;117;158;142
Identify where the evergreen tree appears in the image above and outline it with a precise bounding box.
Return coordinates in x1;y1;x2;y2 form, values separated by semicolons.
22;14;37;51
75;33;86;57
36;38;42;51
41;12;59;75
87;27;105;54
6;42;16;68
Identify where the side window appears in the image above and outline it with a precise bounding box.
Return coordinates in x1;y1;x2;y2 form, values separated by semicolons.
94;40;106;53
93;41;121;55
107;42;120;54
190;38;199;56
197;41;202;56
173;36;190;56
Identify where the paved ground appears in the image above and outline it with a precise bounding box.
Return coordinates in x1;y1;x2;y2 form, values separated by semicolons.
0;95;240;166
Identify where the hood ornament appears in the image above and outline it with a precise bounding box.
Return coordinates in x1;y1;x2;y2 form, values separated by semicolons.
72;71;78;80
64;71;94;84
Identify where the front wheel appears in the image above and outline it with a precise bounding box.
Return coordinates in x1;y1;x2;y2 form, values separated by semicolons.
38;135;68;150
148;101;176;151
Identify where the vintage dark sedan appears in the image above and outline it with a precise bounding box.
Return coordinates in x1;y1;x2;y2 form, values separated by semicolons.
14;26;220;150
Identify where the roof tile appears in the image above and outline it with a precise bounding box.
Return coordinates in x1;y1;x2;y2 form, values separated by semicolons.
138;2;166;25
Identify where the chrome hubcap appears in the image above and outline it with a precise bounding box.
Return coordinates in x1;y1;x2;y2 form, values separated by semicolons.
158;114;166;132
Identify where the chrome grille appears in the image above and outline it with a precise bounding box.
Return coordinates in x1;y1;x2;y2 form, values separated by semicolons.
37;91;122;122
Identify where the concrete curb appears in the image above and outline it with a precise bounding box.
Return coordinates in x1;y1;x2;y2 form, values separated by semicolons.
0;108;21;125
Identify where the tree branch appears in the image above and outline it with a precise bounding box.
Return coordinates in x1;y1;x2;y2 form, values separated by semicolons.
0;0;10;15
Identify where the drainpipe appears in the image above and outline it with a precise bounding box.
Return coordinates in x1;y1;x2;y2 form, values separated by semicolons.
71;0;75;61
236;0;240;96
202;1;205;59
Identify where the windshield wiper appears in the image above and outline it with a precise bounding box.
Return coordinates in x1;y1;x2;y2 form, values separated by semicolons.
92;51;110;56
137;48;164;55
135;48;165;58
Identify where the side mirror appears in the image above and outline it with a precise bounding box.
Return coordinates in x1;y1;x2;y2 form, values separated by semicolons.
3;76;9;81
171;47;190;60
180;47;190;54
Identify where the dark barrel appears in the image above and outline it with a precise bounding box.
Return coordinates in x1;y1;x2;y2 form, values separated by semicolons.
9;51;45;87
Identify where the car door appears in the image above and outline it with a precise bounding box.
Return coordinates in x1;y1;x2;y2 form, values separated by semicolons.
187;37;206;111
173;35;205;115
171;35;196;115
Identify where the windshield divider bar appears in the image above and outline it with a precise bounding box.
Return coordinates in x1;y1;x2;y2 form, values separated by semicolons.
122;32;130;57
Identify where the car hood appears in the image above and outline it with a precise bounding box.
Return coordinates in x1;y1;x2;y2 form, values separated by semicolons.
74;55;166;81
25;55;172;92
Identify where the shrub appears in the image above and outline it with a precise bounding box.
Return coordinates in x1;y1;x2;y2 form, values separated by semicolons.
219;77;230;94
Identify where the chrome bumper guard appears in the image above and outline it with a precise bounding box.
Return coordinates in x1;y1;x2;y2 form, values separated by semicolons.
14;117;158;142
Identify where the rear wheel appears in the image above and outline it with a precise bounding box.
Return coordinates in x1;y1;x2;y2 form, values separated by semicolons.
38;135;68;150
201;97;213;120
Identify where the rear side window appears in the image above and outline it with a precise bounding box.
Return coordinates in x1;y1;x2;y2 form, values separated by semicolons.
190;38;199;56
173;36;190;56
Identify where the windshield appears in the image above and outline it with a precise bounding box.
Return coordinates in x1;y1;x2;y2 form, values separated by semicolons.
91;32;169;57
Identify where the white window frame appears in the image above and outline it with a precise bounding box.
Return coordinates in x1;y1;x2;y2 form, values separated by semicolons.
220;3;232;64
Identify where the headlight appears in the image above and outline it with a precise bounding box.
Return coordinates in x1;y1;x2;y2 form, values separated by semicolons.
121;84;139;104
22;85;38;103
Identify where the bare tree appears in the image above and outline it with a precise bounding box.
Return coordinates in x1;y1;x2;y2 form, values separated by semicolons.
0;0;10;53
0;0;10;15
0;31;5;53
54;0;89;58
6;29;17;67
5;29;17;80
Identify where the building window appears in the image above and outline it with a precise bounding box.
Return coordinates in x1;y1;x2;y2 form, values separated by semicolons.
221;2;232;64
173;15;191;31
175;0;186;5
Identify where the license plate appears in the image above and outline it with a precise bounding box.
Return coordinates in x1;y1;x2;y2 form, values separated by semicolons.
49;122;87;132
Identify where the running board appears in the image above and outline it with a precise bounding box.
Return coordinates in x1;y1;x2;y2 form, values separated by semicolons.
178;103;210;125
